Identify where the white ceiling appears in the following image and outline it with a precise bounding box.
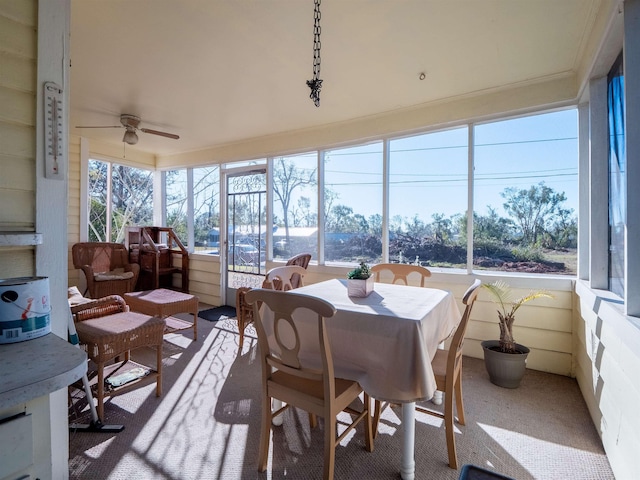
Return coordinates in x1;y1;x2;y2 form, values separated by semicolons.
69;0;603;157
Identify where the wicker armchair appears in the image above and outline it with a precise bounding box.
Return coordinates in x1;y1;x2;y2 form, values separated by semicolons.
70;295;165;421
72;242;140;298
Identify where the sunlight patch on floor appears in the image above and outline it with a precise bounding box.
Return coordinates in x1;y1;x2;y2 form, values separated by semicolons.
81;436;117;459
478;423;605;478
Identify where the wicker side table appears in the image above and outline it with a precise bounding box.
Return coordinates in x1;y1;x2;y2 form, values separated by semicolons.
74;311;165;421
124;288;199;340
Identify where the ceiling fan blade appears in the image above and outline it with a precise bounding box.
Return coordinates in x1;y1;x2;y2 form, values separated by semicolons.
75;125;122;129
140;128;179;140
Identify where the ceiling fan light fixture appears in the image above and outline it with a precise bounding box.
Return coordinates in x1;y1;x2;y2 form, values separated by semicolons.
123;129;138;145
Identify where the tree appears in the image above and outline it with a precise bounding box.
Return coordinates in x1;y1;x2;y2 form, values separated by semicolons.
466;207;516;244
192;167;220;245
273;158;316;243
327;205;355;232
430;213;453;244
88;160;153;243
501;182;568;246
110;165;153;242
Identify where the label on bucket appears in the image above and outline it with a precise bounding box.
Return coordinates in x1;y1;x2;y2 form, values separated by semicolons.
0;277;51;344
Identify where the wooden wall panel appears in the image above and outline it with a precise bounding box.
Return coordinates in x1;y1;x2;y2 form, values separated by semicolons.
0;154;34;190
0;15;36;58
0;1;36;272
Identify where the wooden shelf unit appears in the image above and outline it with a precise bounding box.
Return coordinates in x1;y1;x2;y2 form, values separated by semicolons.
125;226;189;292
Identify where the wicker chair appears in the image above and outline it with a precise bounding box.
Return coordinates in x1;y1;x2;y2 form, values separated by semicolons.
72;242;140;298
70;295;165;421
235;253;312;349
271;252;311;290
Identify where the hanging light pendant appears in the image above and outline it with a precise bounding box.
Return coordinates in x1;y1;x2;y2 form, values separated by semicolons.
123;128;138;145
306;0;323;107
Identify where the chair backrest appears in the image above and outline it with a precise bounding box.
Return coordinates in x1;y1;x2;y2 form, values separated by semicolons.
447;279;482;378
370;263;432;287
245;288;337;386
270;253;312;290
285;253;312;269
262;265;307;291
72;242;130;272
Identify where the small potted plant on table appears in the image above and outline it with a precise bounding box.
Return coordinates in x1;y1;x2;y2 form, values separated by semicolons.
481;280;553;388
347;261;374;297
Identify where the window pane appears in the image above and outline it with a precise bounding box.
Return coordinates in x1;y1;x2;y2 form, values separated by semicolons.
474;110;578;275
165;169;188;246
88;159;108;242
608;54;625;296
272;154;318;261
110;164;153;243
324;143;383;264
389;128;468;269
227;172;266;274
193;166;220;253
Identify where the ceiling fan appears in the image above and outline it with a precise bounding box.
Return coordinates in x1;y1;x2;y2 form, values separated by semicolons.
75;114;180;145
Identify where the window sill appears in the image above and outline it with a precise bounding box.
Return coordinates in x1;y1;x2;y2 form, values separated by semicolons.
575;279;640;342
0;233;43;246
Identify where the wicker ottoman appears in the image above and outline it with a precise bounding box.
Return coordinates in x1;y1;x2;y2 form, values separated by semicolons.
74;311;165;421
124;288;199;340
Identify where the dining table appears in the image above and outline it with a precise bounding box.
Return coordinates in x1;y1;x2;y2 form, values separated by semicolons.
279;278;463;480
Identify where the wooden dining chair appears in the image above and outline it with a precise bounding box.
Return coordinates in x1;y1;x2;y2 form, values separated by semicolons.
245;288;374;480
370;262;432;436
370;262;431;287
404;279;482;469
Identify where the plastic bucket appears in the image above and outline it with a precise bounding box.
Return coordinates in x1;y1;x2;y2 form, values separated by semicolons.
0;277;51;344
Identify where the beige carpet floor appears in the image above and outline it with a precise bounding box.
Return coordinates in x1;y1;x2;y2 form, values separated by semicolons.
68;312;615;480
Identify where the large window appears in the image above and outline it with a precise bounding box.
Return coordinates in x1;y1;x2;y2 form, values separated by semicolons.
151;110;577;277
608;53;625;297
165;169;188;245
88;159;153;243
193;166;220;252
164;166;220;252
272;154;318;260
324;143;383;264
474;110;578;275
389;128;468;268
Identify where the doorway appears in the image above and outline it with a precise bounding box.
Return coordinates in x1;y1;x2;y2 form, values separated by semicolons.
223;168;267;306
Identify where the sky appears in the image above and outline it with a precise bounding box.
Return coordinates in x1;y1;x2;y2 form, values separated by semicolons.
166;108;579;231
317;108;578;224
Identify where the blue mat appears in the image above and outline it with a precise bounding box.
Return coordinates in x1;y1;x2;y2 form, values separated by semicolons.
199;306;237;322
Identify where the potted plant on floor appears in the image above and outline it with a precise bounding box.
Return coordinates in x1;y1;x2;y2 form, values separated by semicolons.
481;280;553;388
346;261;374;297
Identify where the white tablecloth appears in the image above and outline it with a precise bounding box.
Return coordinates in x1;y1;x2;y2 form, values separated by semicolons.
275;278;462;403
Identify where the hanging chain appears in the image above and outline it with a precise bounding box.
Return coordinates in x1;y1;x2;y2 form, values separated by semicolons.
306;0;323;107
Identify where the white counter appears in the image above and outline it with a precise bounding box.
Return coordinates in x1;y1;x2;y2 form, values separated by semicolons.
0;333;87;410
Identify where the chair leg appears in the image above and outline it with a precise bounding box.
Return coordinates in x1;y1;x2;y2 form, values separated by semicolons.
192;308;198;341
444;387;458;469
454;374;465;425
372;399;382;439
363;393;374;452
97;362;105;421
257;394;272;472
323;411;336;480
156;342;163;397
238;317;245;349
309;412;318;428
